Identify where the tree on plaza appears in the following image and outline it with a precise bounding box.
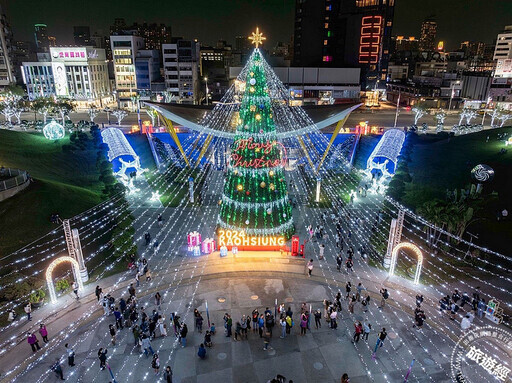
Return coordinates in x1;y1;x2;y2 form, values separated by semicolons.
0;85;25;125
434;109;446;132
112;109;128;125
32;96;55;124
146;107;158;127
465;108;477;125
87;106;100;123
54;98;74;124
489;106;503;128
497;109;511;127
412;104;426;126
217;45;293;237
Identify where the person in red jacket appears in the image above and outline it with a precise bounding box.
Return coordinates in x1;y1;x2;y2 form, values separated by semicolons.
352;321;363;343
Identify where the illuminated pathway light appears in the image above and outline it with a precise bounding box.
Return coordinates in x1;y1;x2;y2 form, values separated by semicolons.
389;242;423;285
46;256;84;304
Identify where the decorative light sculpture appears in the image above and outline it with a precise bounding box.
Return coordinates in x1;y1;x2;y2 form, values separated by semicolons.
389;242;423;284
43;120;65;140
46;256;84;304
366;128;405;177
101;127;145;180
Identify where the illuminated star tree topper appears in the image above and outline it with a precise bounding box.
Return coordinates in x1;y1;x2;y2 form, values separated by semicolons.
249;27;266;48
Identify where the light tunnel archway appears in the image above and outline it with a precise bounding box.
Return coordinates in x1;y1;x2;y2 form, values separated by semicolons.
389;242;423;285
46;256;84;304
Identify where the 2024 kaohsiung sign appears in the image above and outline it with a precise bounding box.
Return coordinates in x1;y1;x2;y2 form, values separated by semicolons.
217;229;285;251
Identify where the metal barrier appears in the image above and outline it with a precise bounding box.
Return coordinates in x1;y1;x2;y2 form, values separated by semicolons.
0;168;29;191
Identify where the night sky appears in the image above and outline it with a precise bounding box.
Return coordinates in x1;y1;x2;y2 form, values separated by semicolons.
1;0;511;50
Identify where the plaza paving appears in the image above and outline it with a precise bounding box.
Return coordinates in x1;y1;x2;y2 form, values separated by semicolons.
0;167;506;382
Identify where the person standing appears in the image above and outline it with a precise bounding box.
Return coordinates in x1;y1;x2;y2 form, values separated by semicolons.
336;254;342;272
197;344;207;359
65;343;75;366
158;315;167;337
345;282;352;300
306;259;314;277
39;324;49;343
28;333;41;352
263;329;272;351
379;288;389;308
152;353;160;375
356;283;365;302
51;359;65;380
363;321;371;341
95;285;102;301
258;314;265;338
330;309;338;329
300;313;308;335
155;292;162;310
163;366;173;383
252;309;259;333
72;282;79;300
352;321;363;343
341;373;350;383
109;324;116;345
226;315;232;338
318;244;325;260
24;303;32;321
142;334;155;356
180;323;188;347
314;309;322;329
280;317;287;338
98;348;108;370
114;307;123;329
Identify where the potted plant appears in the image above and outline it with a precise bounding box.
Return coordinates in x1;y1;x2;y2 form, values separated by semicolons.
29;289;46;308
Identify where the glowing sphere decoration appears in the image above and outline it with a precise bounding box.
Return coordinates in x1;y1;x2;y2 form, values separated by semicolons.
471;164;494;184
43;120;65;140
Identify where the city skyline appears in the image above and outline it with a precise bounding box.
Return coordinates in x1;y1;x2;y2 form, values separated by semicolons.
1;0;511;49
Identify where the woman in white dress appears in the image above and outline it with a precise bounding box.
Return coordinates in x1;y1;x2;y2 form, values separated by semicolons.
158;315;167;337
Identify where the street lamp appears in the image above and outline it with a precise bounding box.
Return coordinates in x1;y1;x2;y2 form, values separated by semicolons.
204;77;209;106
448;81;460;111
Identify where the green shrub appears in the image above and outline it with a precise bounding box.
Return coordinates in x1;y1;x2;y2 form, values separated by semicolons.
55;278;70;292
29;289;46;304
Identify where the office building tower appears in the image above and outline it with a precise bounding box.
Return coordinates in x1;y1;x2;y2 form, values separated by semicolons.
419;17;437;51
34;23;49;52
74;26;91;46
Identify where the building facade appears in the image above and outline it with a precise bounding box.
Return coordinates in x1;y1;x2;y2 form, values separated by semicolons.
229;66;361;105
110;35;145;107
135;49;161;92
293;0;394;89
22;46;110;107
490;26;512;109
73;26;91;46
162;39;200;104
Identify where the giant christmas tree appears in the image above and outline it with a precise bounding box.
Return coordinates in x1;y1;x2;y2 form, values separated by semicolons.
217;29;293;238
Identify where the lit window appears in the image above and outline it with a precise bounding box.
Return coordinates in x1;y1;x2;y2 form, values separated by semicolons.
324;23;329;28
324;40;328;45
327;31;332;37
326;5;332;11
322;55;332;62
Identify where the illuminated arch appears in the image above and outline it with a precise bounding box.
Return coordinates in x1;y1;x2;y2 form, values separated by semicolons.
389;242;423;285
366;128;405;177
46;256;84;304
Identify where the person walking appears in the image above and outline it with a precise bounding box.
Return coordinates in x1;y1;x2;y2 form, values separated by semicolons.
318;244;325;260
330;309;338;329
98;348;108;370
142;334;155;356
252;309;259;333
72;282;79;300
114;307;123;329
372;328;387;358
336;254;343;272
341;373;350;383
152;353;160;375
180;323;188;347
65;343;75;366
24;303;32;321
356;283;365;302
155;292;162;310
258;314;265;338
263;329;272;351
158;315;167;337
28;333;41;352
240;315;248;339
226;314;232;338
306;259;314;277
39;324;49;343
109;324;116;345
163;366;173;383
51;359;65;380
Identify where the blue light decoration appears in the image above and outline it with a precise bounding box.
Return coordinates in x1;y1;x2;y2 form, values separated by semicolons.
101;128;145;181
366;128;405;178
43;120;65;140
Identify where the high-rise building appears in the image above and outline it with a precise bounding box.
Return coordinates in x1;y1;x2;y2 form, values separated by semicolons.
493;25;512;60
135;50;161;91
0;6;15;87
293;0;395;89
419;17;437;52
34;23;49;52
73;26;91;46
162;38;200;104
48;36;57;47
460;41;485;58
110;35;145;107
392;36;419;52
